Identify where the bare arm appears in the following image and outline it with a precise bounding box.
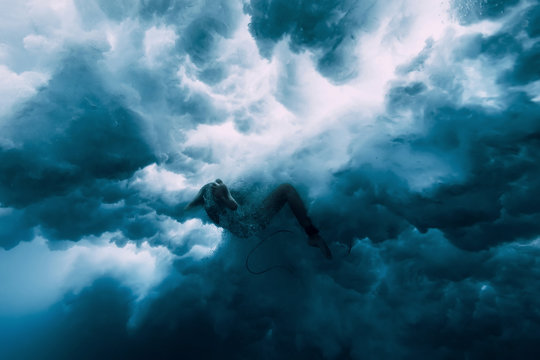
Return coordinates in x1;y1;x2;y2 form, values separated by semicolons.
184;186;205;210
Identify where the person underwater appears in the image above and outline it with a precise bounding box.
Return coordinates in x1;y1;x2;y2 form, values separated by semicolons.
185;179;332;259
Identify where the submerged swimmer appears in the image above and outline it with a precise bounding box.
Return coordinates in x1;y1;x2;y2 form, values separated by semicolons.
185;179;332;259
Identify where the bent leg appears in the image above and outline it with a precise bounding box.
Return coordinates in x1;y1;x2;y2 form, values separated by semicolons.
259;183;313;228
257;183;332;259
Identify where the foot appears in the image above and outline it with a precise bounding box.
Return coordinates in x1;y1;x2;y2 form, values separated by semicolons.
308;234;333;259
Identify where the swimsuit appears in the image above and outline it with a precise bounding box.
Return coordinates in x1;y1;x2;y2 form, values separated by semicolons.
202;184;267;238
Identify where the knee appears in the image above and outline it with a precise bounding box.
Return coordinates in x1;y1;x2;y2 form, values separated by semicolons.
277;183;294;193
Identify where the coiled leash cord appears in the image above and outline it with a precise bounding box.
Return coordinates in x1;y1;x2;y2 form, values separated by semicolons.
245;230;295;275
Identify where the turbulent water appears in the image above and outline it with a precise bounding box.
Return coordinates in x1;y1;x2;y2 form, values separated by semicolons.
1;0;540;359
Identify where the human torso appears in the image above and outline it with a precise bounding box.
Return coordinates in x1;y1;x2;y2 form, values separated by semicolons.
202;184;263;238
